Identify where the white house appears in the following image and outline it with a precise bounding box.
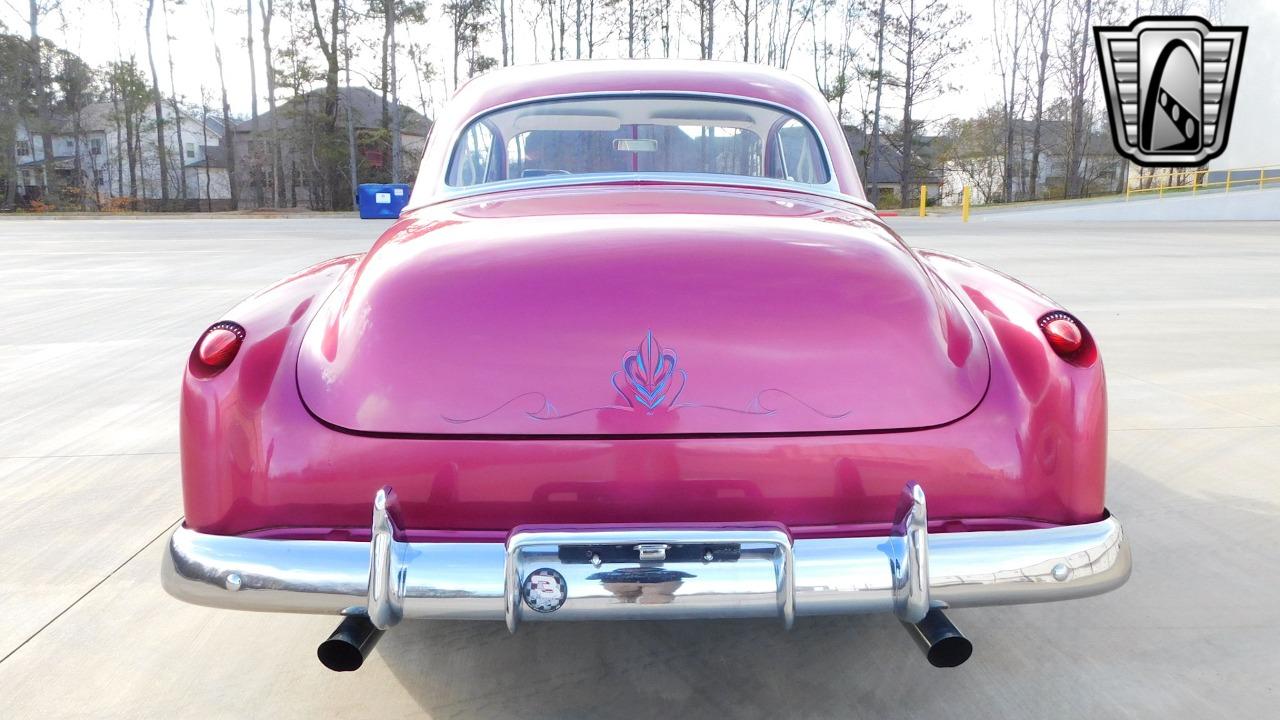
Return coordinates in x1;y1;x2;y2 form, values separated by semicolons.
15;103;230;209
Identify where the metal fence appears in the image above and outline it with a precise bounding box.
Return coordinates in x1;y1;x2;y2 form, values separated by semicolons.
1125;164;1280;200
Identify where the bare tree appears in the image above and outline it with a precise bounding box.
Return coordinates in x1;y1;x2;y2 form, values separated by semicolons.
341;1;358;206
499;0;510;64
629;0;637;57
1056;0;1093;198
246;0;263;206
259;0;284;206
886;0;969;208
659;0;674;56
160;0;187;200
575;0;583;57
205;0;238;209
307;0;343;126
145;0;170;204
27;0;60;202
389;0;403;183
1027;0;1059;199
866;0;888;198
993;0;1028;202
762;0;813;68
444;0;492;87
812;0;860;122
200;86;212;210
693;0;718;59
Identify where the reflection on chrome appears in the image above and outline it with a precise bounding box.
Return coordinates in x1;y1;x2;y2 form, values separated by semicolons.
162;485;1130;628
586;567;696;604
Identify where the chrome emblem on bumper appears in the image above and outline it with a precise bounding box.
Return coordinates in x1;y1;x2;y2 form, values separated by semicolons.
522;568;568;613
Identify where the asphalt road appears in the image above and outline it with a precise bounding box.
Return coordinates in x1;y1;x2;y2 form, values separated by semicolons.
0;215;1276;719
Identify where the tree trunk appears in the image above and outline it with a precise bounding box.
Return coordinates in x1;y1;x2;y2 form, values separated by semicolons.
3;124;18;210
588;0;596;57
201;97;212;211
343;8;358;207
1029;0;1055;200
1065;0;1092;198
124;103;137;199
558;0;567;59
29;0;57;204
110;74;124;203
998;0;1022;203
308;0;345;207
867;0;886;200
260;0;283;207
247;0;262;207
162;0;186;200
899;1;917;208
145;0;170;204
500;0;509;65
390;2;402;184
208;4;238;210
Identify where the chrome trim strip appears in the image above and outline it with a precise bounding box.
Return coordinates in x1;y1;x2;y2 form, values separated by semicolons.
163;512;1129;624
432;174;874;211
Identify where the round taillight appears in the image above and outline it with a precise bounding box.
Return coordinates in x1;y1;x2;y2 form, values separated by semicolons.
197;323;245;369
1040;313;1083;355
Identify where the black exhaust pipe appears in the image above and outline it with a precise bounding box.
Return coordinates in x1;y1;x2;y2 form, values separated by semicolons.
317;615;385;672
904;608;973;668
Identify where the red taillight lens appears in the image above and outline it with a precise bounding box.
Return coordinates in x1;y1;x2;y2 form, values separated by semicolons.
196;323;244;370
1039;311;1080;353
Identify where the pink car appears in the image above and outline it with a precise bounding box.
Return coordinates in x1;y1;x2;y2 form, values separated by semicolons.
163;61;1130;671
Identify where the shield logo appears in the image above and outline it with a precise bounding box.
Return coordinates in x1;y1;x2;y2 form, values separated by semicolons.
1095;16;1247;166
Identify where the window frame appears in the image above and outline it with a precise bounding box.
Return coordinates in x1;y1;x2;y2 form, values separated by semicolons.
441;92;839;197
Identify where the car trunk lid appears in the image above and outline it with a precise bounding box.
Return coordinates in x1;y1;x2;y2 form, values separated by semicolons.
296;186;989;437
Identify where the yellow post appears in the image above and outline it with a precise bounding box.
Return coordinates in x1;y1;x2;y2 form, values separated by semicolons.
1261;168;1266;190
1192;169;1199;194
1226;169;1232;193
1159;173;1165;198
961;186;971;223
918;185;927;217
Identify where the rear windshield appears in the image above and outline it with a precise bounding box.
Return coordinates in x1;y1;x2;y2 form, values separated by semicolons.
446;95;831;188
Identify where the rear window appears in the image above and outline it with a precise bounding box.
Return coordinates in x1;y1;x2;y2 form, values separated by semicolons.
446;95;831;188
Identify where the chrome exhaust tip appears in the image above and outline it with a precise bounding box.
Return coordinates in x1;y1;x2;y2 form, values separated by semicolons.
904;608;973;668
317;615;385;672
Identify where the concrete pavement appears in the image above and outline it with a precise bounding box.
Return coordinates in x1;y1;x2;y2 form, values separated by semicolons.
0;215;1277;718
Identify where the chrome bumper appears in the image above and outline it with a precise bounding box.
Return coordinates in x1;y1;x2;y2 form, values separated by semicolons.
162;484;1130;630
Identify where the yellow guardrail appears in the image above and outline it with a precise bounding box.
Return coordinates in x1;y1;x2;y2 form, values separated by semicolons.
1125;164;1280;200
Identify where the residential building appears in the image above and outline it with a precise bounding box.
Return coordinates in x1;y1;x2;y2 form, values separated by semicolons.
843;128;947;207
938;120;1126;206
232;86;432;209
14;102;230;209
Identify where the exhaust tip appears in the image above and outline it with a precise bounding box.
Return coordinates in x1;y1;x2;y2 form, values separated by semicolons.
317;638;367;672
925;634;973;668
317;615;384;672
905;608;973;668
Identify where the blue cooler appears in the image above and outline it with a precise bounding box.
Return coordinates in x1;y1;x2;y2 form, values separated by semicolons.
357;183;411;219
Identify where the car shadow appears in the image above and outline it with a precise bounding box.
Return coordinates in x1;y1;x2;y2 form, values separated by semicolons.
377;612;939;720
